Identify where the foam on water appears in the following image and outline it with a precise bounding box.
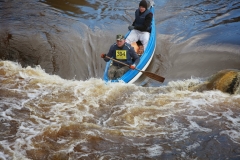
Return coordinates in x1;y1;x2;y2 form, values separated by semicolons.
1;60;240;159
146;144;163;157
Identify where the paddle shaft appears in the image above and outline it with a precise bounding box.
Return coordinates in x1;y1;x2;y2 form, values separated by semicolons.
106;56;143;72
104;56;165;83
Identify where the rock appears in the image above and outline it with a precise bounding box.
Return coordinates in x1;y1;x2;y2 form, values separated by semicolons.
189;69;240;94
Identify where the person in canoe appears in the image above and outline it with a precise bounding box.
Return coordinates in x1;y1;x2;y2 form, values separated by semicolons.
126;0;153;51
101;34;140;80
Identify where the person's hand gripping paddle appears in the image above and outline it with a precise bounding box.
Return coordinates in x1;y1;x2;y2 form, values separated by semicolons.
101;54;165;83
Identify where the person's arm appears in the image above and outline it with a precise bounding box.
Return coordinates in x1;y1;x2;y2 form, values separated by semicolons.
134;13;153;31
103;45;114;62
132;19;136;26
130;47;140;66
132;10;137;26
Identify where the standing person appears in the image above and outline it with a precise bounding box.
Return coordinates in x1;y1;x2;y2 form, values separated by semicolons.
101;34;140;80
126;0;153;51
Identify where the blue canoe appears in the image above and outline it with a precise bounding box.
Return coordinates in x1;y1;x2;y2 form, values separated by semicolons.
103;5;156;84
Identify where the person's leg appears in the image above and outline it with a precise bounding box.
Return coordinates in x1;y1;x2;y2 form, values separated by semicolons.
125;30;139;45
108;65;118;80
115;66;130;78
139;32;150;50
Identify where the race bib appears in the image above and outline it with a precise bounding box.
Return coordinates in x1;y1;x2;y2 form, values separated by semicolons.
116;50;127;60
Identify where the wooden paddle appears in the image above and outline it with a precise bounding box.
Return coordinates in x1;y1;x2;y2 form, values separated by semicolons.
104;55;165;83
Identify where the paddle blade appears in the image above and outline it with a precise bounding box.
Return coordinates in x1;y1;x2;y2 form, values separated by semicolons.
141;71;165;83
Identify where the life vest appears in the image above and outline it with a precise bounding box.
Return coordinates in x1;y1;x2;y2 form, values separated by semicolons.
131;42;144;55
134;9;151;32
112;43;133;66
131;42;139;53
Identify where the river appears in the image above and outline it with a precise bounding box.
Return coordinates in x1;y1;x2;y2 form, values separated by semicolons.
0;0;240;159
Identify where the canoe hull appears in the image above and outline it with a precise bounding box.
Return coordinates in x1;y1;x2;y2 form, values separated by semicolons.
103;6;156;84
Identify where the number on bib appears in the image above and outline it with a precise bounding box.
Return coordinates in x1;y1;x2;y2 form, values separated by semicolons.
116;50;127;59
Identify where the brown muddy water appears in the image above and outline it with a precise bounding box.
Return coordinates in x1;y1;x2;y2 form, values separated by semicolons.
0;0;240;159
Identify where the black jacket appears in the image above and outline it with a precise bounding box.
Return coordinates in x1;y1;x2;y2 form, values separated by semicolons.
132;9;153;32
